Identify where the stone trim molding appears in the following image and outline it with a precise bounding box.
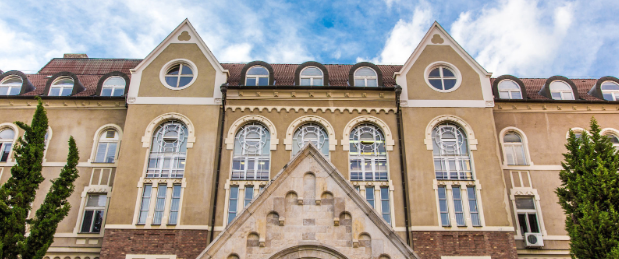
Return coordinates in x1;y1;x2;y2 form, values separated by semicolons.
0;122;19;163
225;115;279;150
226;105;396;114
601;127;619;138
141;112;196;148
284;115;337;151
498;126;534;166
341;115;395;151
566;127;587;139
424;115;478;150
87;124;124;163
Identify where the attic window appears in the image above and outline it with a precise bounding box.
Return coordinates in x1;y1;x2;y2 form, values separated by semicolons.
353;67;377;87
246;66;269;86
0;76;22;95
49;77;74;96
601;81;619;101
165;64;193;88
300;67;323;86
498;80;522;99
101;76;126;97
549;81;574;100
428;67;457;91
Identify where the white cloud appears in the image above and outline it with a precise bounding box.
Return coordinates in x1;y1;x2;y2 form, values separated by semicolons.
219;43;254;63
363;7;433;64
450;0;576;76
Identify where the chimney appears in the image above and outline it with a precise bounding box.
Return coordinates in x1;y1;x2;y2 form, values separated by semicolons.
63;53;89;58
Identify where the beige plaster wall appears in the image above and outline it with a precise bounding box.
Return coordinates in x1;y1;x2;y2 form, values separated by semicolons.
138;43;217;98
105;104;220;225
401;107;511;227
215;109;406;228
405;45;483;100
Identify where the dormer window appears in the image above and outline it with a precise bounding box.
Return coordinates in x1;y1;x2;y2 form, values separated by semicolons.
49;77;74;96
0;76;22;95
354;67;377;87
549;81;574;100
101;76;126;97
601;81;619;101
498;80;522;99
245;66;269;86
165;63;194;88
300;67;323;86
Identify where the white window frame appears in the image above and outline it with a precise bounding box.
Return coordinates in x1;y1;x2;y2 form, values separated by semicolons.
49;76;74;96
79;193;108;233
147;121;188;178
299;66;324;86
601;81;619;101
549;81;574;100
434;180;486;229
349;123;388;182
132;178;186;227
432;123;473;180
93;130;120;163
497;79;523;99
499;127;532;166
509;177;548;238
101;76;126;96
424;61;462;93
159;59;198;90
514;196;541;234
292;123;330;158
353;181;395;227
88;124;123;164
232;123;271;181
245;65;269;86
353;67;378;87
0;75;22;95
0;123;18;163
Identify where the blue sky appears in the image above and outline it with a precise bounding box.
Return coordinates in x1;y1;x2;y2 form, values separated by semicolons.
1;0;618;78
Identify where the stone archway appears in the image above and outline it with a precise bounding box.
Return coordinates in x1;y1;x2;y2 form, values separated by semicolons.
268;244;349;259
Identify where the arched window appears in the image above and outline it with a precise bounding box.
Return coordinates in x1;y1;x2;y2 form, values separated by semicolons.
498;80;522;99
503;132;528;165
165;63;194;88
0;128;15;162
601;81;619;101
94;130;119;163
428;66;457;91
245;66;269;86
349;124;387;181
549;81;574;100
300;67;323;86
232;123;270;181
101;76;126;97
432;123;472;180
49;77;74;96
292;123;329;157
605;133;619;149
0;76;22;95
354;67;378;87
147;121;188;178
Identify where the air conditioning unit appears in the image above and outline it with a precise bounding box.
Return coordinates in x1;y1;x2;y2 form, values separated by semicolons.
525;233;544;248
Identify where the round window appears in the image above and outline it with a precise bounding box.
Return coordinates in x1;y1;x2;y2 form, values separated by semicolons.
160;59;198;90
428;66;457;91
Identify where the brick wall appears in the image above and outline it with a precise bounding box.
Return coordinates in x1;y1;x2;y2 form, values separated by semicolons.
412;231;517;259
100;229;208;259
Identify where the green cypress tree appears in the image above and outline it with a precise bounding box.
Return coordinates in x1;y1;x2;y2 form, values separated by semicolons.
556;117;619;259
0;98;80;259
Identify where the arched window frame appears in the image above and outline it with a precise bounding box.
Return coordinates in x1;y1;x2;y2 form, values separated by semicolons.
299;66;324;86
497;79;523;99
353;67;378;87
499;127;533;166
601;128;619;149
231;122;271;181
0;76;23;96
425;115;477;181
88;124;123;164
49;76;75;96
566;127;587;139
101;76;126;97
549;81;575;100
348;123;388;182
226;115;278;151
292;123;330;158
285;116;335;158
245;66;270;86
0;123;19;163
146;121;189;178
600;81;619;101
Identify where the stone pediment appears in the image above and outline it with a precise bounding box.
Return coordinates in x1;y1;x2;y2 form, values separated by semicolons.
197;144;418;259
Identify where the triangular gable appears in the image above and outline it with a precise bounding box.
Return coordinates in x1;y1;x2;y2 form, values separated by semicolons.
127;19;228;99
197;144;418;259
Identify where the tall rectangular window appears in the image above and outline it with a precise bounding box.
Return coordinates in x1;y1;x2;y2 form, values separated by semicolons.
438;186;449;226
467;187;481;226
366;186;375;208
168;185;181;225
80;194;107;233
516;197;540;234
152;184;167;225
244;186;254;208
452;186;465;226
228;186;239;224
0;143;12;162
380;187;390;224
137;185;152;224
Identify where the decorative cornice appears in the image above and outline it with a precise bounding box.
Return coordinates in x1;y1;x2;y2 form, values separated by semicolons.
494;102;619;113
226;106;396;114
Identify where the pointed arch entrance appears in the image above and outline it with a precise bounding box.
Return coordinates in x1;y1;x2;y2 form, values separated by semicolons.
268;244;349;259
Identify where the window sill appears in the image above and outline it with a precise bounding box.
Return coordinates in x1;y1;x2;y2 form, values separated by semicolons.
91;162;115;164
78;232;101;234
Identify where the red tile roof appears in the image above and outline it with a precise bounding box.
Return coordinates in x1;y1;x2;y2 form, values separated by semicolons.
39;58;142;75
491;78;602;101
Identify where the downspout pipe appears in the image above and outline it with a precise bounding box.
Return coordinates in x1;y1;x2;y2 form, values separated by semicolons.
209;84;228;243
395;85;412;248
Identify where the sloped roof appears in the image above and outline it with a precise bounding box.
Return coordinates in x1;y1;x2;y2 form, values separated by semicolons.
39;58;141;75
490;78;603;101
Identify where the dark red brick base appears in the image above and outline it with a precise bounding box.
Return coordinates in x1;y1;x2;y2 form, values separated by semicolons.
412;231;517;259
100;229;209;259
